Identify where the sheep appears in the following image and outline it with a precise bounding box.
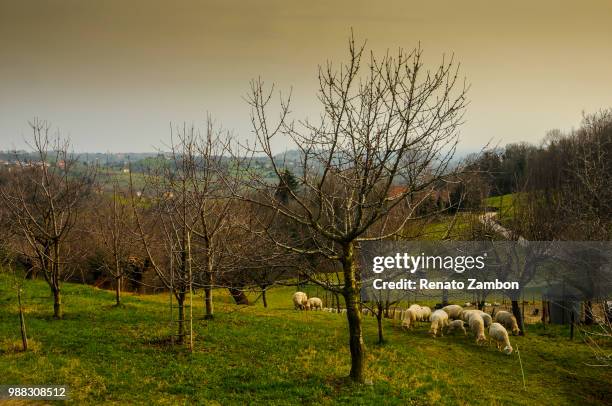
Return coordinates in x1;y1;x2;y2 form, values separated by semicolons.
464;302;473;307
401;308;418;330
469;313;487;345
494;311;521;335
420;306;432;321
292;292;308;310
479;311;493;328
408;304;423;321
460;309;492;328
460;309;478;322
489;322;513;355
306;297;323;310
493;302;501;306
445;319;467;336
484;302;491;307
442;304;463;320
429;309;449;337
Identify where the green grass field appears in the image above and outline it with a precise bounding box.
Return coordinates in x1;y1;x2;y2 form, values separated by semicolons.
1;276;610;405
484;193;523;223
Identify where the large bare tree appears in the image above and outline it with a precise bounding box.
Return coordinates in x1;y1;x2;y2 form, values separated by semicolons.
0;119;94;318
230;36;468;382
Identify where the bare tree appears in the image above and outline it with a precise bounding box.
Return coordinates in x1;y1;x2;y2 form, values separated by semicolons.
229;35;467;382
130;131;197;348
92;174;138;306
187;120;236;319
0;120;94;318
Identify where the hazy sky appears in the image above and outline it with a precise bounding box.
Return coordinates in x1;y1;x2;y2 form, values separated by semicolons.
1;0;611;153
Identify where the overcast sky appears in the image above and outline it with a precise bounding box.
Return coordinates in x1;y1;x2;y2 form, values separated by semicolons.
1;0;611;153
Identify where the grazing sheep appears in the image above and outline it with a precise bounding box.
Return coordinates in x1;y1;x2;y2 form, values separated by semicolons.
306;297;323;310
484;302;491;307
445;319;467;336
494;311;521;335
421;306;432;321
408;304;423;321
464;302;473;307
489;322;513;355
429;309;449;337
442;304;463;320
401;308;418;330
479;311;493;328
292;292;308;310
493;302;501;306
460;309;492;328
469;313;487;345
460;309;478;322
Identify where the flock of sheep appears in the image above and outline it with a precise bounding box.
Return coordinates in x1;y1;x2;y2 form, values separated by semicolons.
292;292;520;355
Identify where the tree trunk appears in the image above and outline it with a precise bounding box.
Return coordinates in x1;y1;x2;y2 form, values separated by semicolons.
442;288;449;306
53;287;62;319
176;294;185;344
584;301;594;325
204;256;214;319
341;242;365;383
115;275;121;306
376;303;384;344
262;287;268;308
511;300;525;336
204;285;214;319
17;288;28;351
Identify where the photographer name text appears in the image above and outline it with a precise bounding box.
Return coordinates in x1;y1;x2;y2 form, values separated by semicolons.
371;278;520;291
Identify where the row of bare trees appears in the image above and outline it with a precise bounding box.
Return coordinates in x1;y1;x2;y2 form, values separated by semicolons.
0;37;468;381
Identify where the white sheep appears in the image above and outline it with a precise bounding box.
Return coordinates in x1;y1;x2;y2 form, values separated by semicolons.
460;309;492;328
401;308;418;330
484;302;491;307
442;304;463;320
429;309;449;337
469;313;487;345
306;297;323;310
408;304;423;321
479;311;493;328
494;311;521;335
445;319;467;336
420;306;432;322
292;292;308;310
489;322;513;355
493;302;501;306
460;309;478;322
464;302;473;307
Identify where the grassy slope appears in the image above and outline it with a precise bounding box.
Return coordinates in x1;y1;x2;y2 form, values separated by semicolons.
1;277;610;405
